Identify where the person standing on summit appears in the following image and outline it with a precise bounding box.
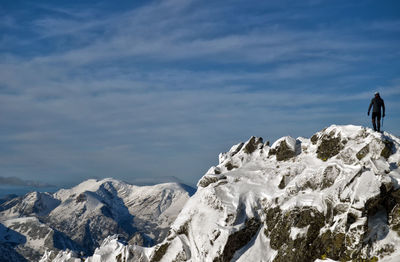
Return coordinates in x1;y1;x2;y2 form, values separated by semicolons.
368;92;385;132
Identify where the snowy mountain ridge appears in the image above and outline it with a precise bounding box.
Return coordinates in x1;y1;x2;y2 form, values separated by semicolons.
47;124;400;262
0;178;193;261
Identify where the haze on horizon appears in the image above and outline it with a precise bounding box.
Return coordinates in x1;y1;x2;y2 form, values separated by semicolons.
1;0;399;188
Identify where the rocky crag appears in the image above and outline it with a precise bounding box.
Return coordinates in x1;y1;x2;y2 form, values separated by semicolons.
53;124;400;262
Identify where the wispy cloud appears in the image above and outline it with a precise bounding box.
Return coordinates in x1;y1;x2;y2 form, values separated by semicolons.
0;176;54;188
0;0;399;185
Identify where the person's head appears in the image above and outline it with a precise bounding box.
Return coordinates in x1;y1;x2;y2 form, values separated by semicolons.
375;92;380;98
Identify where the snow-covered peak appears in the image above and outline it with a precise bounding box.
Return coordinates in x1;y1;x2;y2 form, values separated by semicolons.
0;191;60;219
54;178;130;201
149;125;400;262
54;178;192;203
206;125;398;181
205;136;265;183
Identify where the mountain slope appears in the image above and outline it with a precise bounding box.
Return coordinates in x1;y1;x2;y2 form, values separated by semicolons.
0;179;194;261
67;124;400;262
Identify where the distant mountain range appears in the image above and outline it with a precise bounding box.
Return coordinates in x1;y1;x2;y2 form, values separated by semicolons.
0;178;194;261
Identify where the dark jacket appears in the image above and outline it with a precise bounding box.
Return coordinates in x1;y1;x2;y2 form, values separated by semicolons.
368;96;385;115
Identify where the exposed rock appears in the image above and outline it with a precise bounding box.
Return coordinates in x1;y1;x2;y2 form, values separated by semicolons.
278;176;287;189
311;134;318;145
356;144;370;160
377;244;395;258
316;230;347;260
224;162;238;171
230;143;244;157
269;137;296;161
128;233;145;246
243;137;263;154
381;139;394;159
213;217;261;262
392;189;400;203
265;172;398;262
76;193;86;203
176;221;190;237
264;207;326;262
151;242;170;262
276;141;295;161
316;134;344;161
214;167;222;175
198;175;227;188
389;204;400;236
321;165;340;189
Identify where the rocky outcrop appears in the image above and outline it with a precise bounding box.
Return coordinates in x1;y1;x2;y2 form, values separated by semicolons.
356;144;370;160
390;204;400;236
269;136;297;161
315;132;345;161
214;218;261;262
381;139;395;159
140;125;400;262
243;137;263;154
265;207;325;262
198;175;227;188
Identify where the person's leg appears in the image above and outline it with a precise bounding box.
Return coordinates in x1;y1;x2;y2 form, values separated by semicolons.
377;113;381;132
372;112;377;131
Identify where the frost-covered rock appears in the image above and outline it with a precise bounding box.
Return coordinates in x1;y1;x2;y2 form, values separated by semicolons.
92;124;400;262
269;136;298;161
40;250;82;262
40;235;150;262
85;235;148;262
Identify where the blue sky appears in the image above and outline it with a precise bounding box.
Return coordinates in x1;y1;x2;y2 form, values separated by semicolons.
1;0;399;187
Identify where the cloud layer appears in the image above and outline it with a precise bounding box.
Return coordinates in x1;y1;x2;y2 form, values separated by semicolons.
0;176;54;188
